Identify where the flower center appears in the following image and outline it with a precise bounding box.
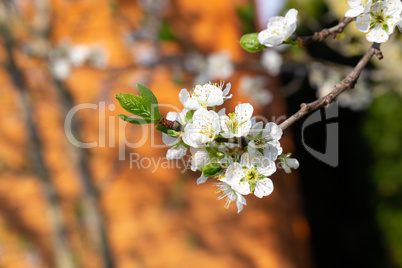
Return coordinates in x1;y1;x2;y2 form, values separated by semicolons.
375;14;385;24
245;168;258;183
225;113;239;134
199;125;215;138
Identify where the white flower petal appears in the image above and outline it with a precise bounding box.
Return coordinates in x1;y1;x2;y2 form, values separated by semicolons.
347;0;364;8
286;158;300;169
258;30;284;47
190;147;209;171
236;120;252;137
385;0;402;16
235;193;247;213
196;175;208;184
166;145;187;160
162;133;178;146
234;181;251;195
240;153;252;168
179;88;200;110
254;179;274;198
285;9;298;25
235;103;254;123
264;122;283;141
217;108;226;116
182;124;198;148
366;26;389;43
222;83;231;97
166;111;179;121
224;162;243;184
263;140;283;161
247;140;258;155
356;13;370;32
256;156;276;176
345;6;364;17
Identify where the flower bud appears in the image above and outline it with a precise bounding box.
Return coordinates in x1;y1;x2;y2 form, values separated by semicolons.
216;151;225;158
239;33;267;53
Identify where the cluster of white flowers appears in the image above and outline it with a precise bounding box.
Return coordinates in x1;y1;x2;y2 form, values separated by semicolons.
345;0;402;43
48;42;108;80
162;82;299;212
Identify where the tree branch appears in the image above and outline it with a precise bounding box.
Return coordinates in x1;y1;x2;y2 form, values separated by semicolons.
295;17;356;46
279;42;382;131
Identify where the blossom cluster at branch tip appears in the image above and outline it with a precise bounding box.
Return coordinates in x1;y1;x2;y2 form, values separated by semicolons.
162;81;299;213
346;0;402;43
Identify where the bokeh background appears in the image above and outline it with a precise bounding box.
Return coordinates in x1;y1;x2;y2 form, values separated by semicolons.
0;0;401;267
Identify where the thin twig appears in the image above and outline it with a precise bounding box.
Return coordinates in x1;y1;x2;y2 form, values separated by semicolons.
296;17;356;46
279;43;382;130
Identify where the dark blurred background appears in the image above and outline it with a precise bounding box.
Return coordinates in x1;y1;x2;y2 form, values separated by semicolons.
0;0;401;267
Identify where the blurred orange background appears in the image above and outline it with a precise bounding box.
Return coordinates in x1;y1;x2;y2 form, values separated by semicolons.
0;0;311;267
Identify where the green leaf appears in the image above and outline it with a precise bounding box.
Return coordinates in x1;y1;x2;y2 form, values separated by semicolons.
118;114;154;125
115;93;151;119
202;163;223;177
156;124;180;137
158;21;176;41
137;84;161;120
236;3;256;34
239;33;267;53
185;110;195;124
247;134;254;140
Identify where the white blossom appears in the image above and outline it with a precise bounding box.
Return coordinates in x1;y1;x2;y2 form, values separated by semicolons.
248;122;283;160
50;58;71;80
280;155;299;173
315;70;372;111
215;181;247;213
206;51;234;80
88;45;109;69
183;108;220;148
225;153;275;198
190;147;209;171
338;80;372;111
166;145;187;160
69;45;91;67
345;0;372;18
261;49;283;76
356;0;402;43
179;82;231;110
220;103;253;138
398;16;402;32
258;9;298;47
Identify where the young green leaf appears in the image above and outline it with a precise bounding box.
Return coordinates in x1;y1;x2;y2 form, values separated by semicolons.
115;93;152;119
202;163;223;177
137;84;162;120
118;114;154;125
185;110;195;124
156;124;180;137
